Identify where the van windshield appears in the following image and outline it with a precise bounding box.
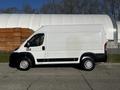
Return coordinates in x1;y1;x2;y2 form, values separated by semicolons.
26;33;44;47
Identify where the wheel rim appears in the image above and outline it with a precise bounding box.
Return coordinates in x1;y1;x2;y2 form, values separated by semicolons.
20;60;29;69
84;60;93;69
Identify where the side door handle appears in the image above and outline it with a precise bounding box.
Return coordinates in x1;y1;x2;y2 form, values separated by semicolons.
42;46;45;51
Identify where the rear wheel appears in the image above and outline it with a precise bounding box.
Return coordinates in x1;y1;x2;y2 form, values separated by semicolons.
81;57;95;71
17;58;31;71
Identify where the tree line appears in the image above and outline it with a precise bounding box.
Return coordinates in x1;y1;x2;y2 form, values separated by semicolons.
0;0;120;21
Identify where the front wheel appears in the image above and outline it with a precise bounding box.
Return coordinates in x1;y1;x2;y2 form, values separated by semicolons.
81;57;95;71
17;58;31;71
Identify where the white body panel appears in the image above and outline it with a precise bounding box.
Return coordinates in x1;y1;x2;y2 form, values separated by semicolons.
0;14;115;40
117;22;120;43
15;25;107;65
46;25;105;57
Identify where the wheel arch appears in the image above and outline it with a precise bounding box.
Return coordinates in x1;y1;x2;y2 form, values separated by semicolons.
22;52;35;66
16;52;35;67
80;52;96;62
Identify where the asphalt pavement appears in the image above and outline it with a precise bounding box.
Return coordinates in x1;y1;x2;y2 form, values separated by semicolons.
0;63;120;90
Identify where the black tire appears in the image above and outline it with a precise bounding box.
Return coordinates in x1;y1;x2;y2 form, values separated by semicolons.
17;57;32;71
81;57;95;71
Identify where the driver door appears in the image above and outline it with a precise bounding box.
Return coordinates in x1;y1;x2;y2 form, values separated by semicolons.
25;33;46;64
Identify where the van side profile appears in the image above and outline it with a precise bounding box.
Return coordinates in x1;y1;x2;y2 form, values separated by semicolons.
9;25;109;71
8;14;116;71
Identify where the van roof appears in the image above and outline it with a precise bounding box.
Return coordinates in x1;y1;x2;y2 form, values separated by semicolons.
36;24;103;33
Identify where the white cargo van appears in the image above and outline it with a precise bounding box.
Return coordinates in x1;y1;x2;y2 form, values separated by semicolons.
9;24;109;71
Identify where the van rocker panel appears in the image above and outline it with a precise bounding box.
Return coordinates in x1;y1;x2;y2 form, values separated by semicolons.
37;58;78;62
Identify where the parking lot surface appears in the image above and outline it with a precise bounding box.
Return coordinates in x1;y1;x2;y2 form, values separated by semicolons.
0;63;120;90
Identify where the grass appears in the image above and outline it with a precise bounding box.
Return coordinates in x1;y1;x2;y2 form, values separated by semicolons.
107;54;120;63
0;52;10;62
0;52;120;63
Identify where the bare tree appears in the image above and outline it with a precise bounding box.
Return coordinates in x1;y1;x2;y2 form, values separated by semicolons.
2;7;18;13
103;0;120;20
23;3;34;13
61;0;79;13
40;0;62;14
40;0;101;14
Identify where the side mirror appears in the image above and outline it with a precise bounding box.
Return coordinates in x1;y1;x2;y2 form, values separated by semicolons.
25;42;30;48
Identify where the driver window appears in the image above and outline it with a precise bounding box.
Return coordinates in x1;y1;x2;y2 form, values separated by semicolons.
28;33;44;47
